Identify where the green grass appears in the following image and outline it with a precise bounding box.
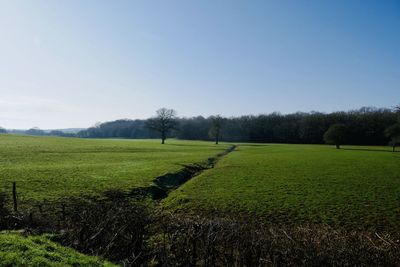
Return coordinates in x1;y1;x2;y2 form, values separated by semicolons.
0;134;228;202
2;134;399;230
0;231;116;267
164;144;400;230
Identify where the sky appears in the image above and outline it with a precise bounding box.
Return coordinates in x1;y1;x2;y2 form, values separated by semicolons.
0;0;399;129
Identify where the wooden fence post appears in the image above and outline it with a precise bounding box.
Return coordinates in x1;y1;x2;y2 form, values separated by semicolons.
62;203;66;221
12;182;17;212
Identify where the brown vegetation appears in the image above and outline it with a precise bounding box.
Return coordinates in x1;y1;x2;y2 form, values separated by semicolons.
1;192;400;266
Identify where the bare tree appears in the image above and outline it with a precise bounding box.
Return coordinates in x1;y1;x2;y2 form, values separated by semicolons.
146;108;177;144
209;115;224;144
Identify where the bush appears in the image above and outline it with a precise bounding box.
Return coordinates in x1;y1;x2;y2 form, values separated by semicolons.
151;214;400;266
1;194;400;266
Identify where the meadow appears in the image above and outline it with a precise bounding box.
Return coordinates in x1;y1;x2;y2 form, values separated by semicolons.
1;134;399;231
0;134;228;202
2;134;400;265
0;231;116;266
164;144;400;230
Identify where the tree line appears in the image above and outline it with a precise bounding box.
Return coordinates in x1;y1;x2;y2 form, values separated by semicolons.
75;106;400;148
2;106;399;149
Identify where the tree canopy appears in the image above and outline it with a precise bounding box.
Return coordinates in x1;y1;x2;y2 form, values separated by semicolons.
323;124;348;149
385;123;400;152
75;107;397;146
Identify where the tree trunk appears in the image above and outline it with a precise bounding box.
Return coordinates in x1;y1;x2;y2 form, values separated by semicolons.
12;182;17;212
393;145;396;152
161;131;165;144
336;144;340;149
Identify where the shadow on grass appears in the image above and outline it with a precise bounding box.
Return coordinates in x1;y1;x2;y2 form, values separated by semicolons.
341;147;398;153
128;145;237;200
128;164;204;200
237;143;270;147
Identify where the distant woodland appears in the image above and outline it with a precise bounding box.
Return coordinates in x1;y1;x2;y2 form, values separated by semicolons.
3;107;399;146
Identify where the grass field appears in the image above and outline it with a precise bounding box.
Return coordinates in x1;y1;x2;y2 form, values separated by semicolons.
164;144;400;230
1;134;399;230
0;231;116;266
0;134;228;202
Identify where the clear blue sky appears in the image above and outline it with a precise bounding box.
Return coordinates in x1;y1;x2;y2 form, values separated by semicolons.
0;0;399;129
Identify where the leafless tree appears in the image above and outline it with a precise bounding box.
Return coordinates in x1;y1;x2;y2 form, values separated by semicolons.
209;115;224;144
146;108;177;144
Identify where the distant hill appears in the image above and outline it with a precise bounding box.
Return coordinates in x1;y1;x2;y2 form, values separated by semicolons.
6;128;86;137
43;128;86;134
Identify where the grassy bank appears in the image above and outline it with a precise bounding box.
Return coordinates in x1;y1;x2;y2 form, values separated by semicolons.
0;231;115;266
